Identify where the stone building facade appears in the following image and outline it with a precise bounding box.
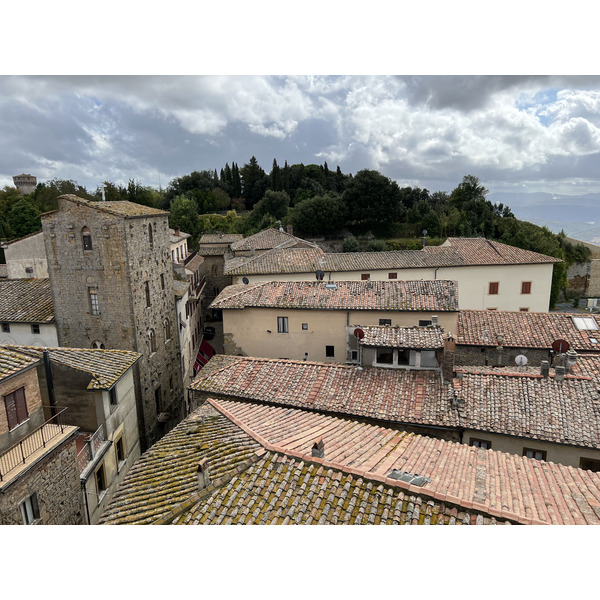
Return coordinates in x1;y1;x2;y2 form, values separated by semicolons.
41;195;185;450
0;433;83;525
12;173;37;195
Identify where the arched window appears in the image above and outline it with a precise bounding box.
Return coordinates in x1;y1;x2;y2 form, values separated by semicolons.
91;340;105;349
82;227;92;251
148;224;154;249
148;329;157;354
164;318;171;341
211;265;219;276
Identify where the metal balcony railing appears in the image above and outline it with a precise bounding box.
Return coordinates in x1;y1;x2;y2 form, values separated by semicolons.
0;407;68;481
76;424;106;473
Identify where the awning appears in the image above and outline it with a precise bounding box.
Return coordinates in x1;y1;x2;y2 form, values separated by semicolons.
194;340;215;373
200;339;215;358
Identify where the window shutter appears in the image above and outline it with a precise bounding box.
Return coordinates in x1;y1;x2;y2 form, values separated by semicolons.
5;394;18;430
15;388;28;424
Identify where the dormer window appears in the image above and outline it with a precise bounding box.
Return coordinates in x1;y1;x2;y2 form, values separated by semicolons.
572;316;598;331
82;227;92;251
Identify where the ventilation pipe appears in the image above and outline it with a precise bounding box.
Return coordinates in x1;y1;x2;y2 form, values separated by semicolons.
197;458;210;490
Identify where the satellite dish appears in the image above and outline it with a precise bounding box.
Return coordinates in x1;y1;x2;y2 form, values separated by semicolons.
551;339;570;353
315;270;324;281
354;328;364;340
515;354;528;367
242;277;249;285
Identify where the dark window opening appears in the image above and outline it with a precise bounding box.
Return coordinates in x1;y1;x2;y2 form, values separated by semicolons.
580;457;600;472
155;386;162;413
82;226;92;251
2;322;10;333
379;319;392;326
4;387;28;430
31;324;40;334
376;349;393;364
397;349;410;365
470;438;492;449
109;387;118;406
419;320;432;327
20;493;40;525
523;447;547;461
361;274;370;281
388;272;397;279
115;437;126;464
326;345;335;358
145;281;151;307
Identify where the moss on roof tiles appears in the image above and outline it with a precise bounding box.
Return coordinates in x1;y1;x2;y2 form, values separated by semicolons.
61;195;169;218
0;346;39;380
0;279;54;323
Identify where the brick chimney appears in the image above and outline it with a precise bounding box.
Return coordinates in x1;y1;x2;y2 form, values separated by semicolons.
565;350;578;373
312;437;325;458
174;226;180;236
441;333;455;381
197;458;210;490
541;360;550;378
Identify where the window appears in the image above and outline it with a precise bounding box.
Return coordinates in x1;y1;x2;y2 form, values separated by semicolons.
31;324;40;334
164;318;171;341
376;349;393;364
277;317;289;334
148;329;157;354
572;316;599;331
115;436;126;467
388;272;397;280
379;319;392;326
520;307;529;312
521;281;532;294
487;307;498;311
211;265;219;276
326;345;335;358
351;350;358;361
2;322;10;333
488;282;499;295
580;457;600;472
145;281;151;307
155;386;162;413
89;288;100;315
25;266;34;278
82;226;92;251
161;273;165;290
169;376;173;391
419;320;432;327
213;287;220;297
302;323;308;331
109;386;118;406
92;340;105;349
148;224;154;249
4;387;28;430
470;438;492;449
523;447;547;461
20;493;40;525
176;247;180;263
95;464;107;500
361;274;370;281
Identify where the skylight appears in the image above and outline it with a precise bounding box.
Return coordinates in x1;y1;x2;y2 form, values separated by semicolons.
571;316;599;331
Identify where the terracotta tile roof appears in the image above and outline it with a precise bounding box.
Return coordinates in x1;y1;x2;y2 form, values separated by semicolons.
197;246;230;256
224;237;559;276
172;280;190;299
450;368;600;448
230;228;317;252
182;253;204;272
6;345;141;389
360;325;445;349
427;237;561;265
198;233;243;245
101;403;503;525
98;403;264;524
210;280;459;312
193;355;600;450
0;346;39;381
225;247;326;275
57;195;169;218
191;355;448;426
0;279;54;323
205;397;600;525
458;310;600;351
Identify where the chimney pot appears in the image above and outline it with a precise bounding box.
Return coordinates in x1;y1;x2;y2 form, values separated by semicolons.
197;458;210;490
312;437;325;458
541;360;550;378
555;365;566;382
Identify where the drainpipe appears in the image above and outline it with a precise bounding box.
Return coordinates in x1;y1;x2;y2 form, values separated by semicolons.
434;267;439;280
43;350;57;416
81;479;91;525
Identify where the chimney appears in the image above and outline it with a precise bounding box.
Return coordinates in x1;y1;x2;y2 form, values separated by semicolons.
431;315;438;326
442;333;455;381
197;458;210;490
495;346;504;367
174;226;180;237
555;365;566;382
541;360;550;378
287;225;293;235
312;437;325;458
565;349;578;373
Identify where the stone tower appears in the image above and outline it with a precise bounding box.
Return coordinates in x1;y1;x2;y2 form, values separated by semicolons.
41;195;185;450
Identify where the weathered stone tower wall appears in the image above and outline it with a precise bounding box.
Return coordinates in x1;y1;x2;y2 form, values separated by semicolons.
41;195;185;450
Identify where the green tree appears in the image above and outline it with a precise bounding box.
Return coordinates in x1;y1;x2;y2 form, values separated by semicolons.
252;190;290;222
342;234;360;252
240;156;268;209
342;169;406;236
290;194;347;236
7;198;42;238
169;195;200;241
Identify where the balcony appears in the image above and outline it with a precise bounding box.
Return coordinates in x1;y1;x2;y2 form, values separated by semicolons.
0;407;78;487
189;276;206;300
76;425;109;474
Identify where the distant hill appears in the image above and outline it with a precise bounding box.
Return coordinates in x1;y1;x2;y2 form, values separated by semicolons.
489;192;600;244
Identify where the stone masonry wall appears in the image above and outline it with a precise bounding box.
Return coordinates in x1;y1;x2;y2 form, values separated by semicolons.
0;433;83;525
42;197;184;451
454;344;553;368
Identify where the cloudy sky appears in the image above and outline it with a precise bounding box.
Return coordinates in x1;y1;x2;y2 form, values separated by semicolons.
2;4;599;202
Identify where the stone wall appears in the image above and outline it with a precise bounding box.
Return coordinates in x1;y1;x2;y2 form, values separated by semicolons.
0;432;83;525
4;231;49;278
454;344;552;368
42;197;185;450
